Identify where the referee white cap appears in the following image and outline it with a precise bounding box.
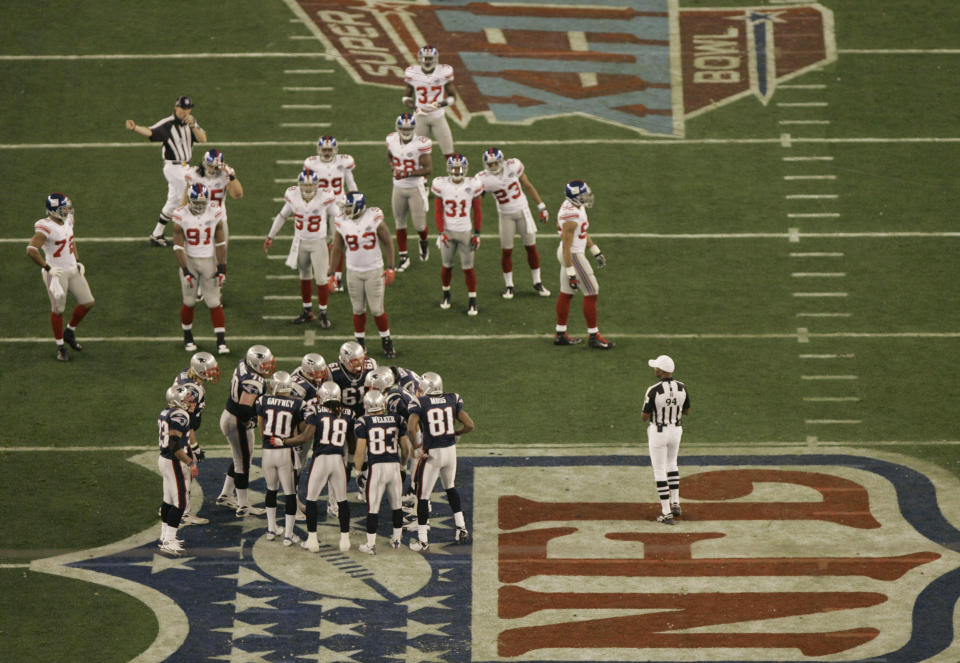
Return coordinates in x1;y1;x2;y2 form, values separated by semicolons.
648;355;675;373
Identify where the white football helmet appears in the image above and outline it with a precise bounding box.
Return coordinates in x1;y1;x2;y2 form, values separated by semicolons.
396;113;416;142
316;135;338;162
165;384;197;411
364;366;395;392
420;371;443;395
564;180;594;209
482;148;504;175
363;389;386;414
447;153;468;182
187;182;210;215
317;380;342;408
299;168;319;201
45;193;73;220
270;370;294;396
339;341;366;375
417;45;439;72
245;344;277;377
300;352;329;384
202;148;224;175
189;351;220;382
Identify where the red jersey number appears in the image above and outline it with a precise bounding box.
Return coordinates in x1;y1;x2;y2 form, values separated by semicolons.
493;181;522;205
443;199;468;218
344;233;377;251
416;86;443;105
295;214;324;233
185;227;213;246
317;177;343;196
52;235;76;258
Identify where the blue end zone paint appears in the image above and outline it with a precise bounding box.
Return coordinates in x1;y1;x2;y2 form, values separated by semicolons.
66;453;958;662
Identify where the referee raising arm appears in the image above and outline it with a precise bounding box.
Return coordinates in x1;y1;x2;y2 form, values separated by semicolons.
125;95;207;247
641;354;690;525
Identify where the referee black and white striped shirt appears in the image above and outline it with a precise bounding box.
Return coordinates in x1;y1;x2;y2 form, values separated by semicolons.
149;114;197;163
642;378;690;429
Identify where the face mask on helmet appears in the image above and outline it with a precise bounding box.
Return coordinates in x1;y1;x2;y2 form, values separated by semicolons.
482;148;504;175
417;45;438;72
46;193;73;220
447;154;468;182
396;113;416;142
342;191;366;219
564;180;594;209
300;353;329;383
190;351;220;383
299;169;319;201
339;341;366;375
316;135;338;162
165;384;197;411
246;344;277;377
364;367;395;392
187;183;210;214
270;370;294;396
363;388;387;414
420;371;443;395
317;380;342;409
203;149;224;175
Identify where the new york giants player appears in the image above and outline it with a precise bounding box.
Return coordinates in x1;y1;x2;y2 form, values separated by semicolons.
264;169;338;327
256;371;309;546
157;384;200;557
26;193;96;362
327;191;398;358
303;135;357;291
172;183;229;354
354;390;412;555
476;147;552;299
218;345;277;516
184;148;243;254
284;381;355;553
642;355;690;524
385;113;432;271
402;45;458;160
431;153;484;315
406;372;474;551
554;180;614;349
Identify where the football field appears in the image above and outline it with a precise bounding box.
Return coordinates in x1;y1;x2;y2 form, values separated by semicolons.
1;1;959;662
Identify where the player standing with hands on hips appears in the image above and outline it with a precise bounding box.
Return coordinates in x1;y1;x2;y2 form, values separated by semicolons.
641;355;690;525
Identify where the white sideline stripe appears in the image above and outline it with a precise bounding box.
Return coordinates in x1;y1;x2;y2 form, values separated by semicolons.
791;272;846;277
6;137;960;150
0;52;333;60
802;375;858;380
793;292;848;297
281;104;331;109
790;252;844;257
796;313;852;318
806;419;862;424
782;156;834;161
786;194;838;199
804;397;861;402
784;175;836;180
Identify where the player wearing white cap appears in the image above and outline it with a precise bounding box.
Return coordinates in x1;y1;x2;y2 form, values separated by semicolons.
641;355;690;525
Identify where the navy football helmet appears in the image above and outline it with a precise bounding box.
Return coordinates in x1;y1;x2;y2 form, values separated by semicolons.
564;180;594;209
342;191;366;219
46;193;73;220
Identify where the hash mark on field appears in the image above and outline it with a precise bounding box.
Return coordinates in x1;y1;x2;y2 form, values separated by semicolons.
797;327;809;343
806;419;862;424
284;69;333;74
786;194;838;199
804;397;861;402
796;313;852;317
791;272;846;277
782;156;834;161
289;35;319;41
265;275;297;280
779;120;831;125
788;213;841;218
280;123;331;128
777;102;829;107
264;295;303;300
283;87;333;91
779;84;827;89
784;175;836;180
799;354;856;359
793;292;848;297
788;227;800;243
790;252;844;257
801;375;858;380
281;104;331;109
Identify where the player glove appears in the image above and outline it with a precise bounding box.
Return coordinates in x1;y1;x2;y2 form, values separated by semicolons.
566;266;578;291
216;263;227;287
470;232;481;251
326;274;337;292
537;202;549;223
193;447;206;463
263;237;273;253
590;244;606;269
223;164;236;180
384;267;396;286
181;266;197;288
437;233;450;249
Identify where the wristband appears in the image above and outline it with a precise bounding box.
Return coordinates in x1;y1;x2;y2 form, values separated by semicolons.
402;96;413;105
215;241;227;247
173;245;185;252
216;264;226;275
43;264;51;272
444;96;455;107
590;245;602;256
537;202;547;211
566;266;576;278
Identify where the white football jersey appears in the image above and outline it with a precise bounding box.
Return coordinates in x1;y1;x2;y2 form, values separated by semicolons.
33;215;78;270
277;186;337;241
476;158;529;214
404;64;454;116
430;175;483;233
335;207;386;272
386;133;432;189
174;204;225;258
184;167;232;213
556;200;589;255
301;154;357;201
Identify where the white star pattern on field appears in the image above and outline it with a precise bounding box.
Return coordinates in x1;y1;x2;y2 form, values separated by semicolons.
212;619;277;640
301;597;363;611
387;617;449;639
132;553;196;574
297;646;363;662
210;647;275;663
437;567;455;582
214;591;279;613
299;620;363;637
401;594;451;613
216;566;272;586
385;645;450;662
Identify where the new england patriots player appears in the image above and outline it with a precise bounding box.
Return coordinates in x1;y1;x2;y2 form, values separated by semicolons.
158;384;200;557
406;372;474;551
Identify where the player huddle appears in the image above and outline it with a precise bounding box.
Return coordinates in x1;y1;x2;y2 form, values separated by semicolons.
156;343;474;557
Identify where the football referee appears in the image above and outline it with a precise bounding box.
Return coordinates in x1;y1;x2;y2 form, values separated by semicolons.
641;354;690;525
125;95;207;246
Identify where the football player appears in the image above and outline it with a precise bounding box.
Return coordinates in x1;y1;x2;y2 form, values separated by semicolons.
327;191;398;358
171;351;220;526
406;372;474;551
302;135;358;291
284;380;355;552
157;384;200;557
289;352;331;513
476;147;551;299
172;183;229;354
353;389;412;555
365;366;422;505
256;371;309;546
26;193;96;362
430;153;483;315
264;169;338;327
184;148;243;255
554;180;614;349
402;45;458;160
385;113;432;271
218;344;277;516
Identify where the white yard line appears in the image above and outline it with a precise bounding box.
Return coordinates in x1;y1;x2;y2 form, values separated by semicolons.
0;53;333;60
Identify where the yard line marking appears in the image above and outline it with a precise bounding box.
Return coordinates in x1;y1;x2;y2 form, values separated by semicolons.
839;49;960;54
790;252;844;257
777;102;829;107
0;52;333;61
788;213;841;218
0;564;31;569
793;292;848;297
804;397;861;402
784;175;836;180
786;194;838;199
281;104;331;109
796;327;809;344
788;227;800;243
801;375;858;380
280;123;331;128
272;197;285;203
284;69;333;74
779;84;827;89
791;272;846;277
799;354;856;359
289;35;320;40
779;120;831;125
283;87;333;91
806;419;862;424
782;156;834;161
796;313;852;317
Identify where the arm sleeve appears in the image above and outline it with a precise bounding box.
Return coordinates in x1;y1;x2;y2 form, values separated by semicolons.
472;196;483;232
434;197;444;232
267;203;293;238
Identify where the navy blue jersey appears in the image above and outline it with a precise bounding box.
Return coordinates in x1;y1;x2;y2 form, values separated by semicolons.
255;394;307;450
354;413;406;465
328;358;377;417
173;369;205;431
305;406;354;456
389;366;422;395
384;385;415;419
290;367;319;404
409;392;463;451
158;407;191;460
224;360;268;424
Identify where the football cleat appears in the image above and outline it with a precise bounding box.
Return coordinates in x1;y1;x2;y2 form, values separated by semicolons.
216;343;230;355
158;540;183;557
302;537;320;553
266;529;279;541
467;299;478;316
397;253;411;272
283;534;301;547
391;537;402;550
656;513;675;525
247;505;266;516
317;310;332;329
419;239;429;261
326;502;339;517
149;234;169;247
455;528;471;544
409;539;429;552
588;333;615;350
334;275;344;292
292;310;315;325
533;282;551;297
183;331;197;352
554;332;582;346
501;286;515;300
339;535;351;552
56;346;69;362
440;291;452;309
63;328;82;351
354;336;366;350
235;506;250;517
181;514;209;526
358;543;376;556
381;336;396;359
216;494;238;509
671;503;682;517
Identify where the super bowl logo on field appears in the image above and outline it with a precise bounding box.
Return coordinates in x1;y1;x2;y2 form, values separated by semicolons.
296;0;836;137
